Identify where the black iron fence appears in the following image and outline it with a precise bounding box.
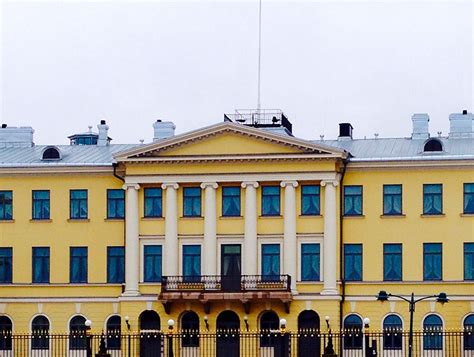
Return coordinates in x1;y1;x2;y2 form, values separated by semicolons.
0;329;472;356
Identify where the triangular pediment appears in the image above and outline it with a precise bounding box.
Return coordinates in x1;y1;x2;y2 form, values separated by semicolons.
115;122;346;162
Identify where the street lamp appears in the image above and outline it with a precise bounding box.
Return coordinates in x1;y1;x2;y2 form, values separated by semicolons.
84;320;92;357
167;319;175;357
323;316;336;356
243;315;249;331
124;316;131;357
377;290;448;357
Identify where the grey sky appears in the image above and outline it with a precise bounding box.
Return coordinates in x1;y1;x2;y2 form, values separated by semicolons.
1;0;473;144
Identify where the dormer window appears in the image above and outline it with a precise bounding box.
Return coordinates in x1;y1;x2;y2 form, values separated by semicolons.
41;146;61;161
423;139;443;152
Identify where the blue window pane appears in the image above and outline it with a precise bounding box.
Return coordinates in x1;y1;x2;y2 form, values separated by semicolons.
183;245;201;281
301;244;320;281
344;314;362;349
183;187;201;217
383;315;403;350
144;188;162;217
424;243;442;281
262;244;280;280
344;244;362;281
383;185;402;215
107;247;125;283
144;245;162;282
32;247;50;283
70;190;88;219
301;185;320;215
0;248;12;283
0;191;13;220
423;184;443;215
423;315;443;350
464;243;474;280
32;190;50;220
464;183;474;214
344;186;363;216
70;247;88;283
383;244;402;281
222;187;241;216
107;189;125;219
262;186;280;216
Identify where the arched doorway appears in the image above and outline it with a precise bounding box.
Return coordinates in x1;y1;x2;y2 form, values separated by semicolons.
0;316;12;351
139;310;161;357
181;311;199;348
216;311;240;357
298;310;320;357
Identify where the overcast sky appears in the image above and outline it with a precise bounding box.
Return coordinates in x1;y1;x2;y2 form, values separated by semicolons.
1;0;473;144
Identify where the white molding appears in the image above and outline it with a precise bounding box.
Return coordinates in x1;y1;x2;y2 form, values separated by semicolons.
296;237;324;283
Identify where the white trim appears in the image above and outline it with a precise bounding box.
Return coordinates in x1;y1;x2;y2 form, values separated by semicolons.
380;312;404;330
297;237;324;283
421;312;445;331
66;314;88;332
179;242;203;276
461;312;474;327
343;312;364;326
217;239;244;276
29;313;52;332
103;314;121;332
140;240;164;283
258;240;283;276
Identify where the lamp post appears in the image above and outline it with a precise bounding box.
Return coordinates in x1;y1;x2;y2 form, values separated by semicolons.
363;317;372;357
278;319;288;357
167;319;175;357
85;319;92;357
376;290;448;357
124;316;131;357
323;316;336;357
243;315;249;331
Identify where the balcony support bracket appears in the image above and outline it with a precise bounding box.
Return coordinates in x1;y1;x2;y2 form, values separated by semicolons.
283;301;291;314
242;301;251;315
162;301;172;314
202;301;211;315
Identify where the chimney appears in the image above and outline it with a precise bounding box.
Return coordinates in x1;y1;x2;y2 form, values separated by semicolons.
0;125;35;148
449;110;473;139
153;120;176;141
97;120;110;146
338;123;353;140
411;113;430;140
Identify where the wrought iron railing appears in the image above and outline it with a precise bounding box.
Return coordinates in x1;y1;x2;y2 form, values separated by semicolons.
224;109;293;133
161;275;292;293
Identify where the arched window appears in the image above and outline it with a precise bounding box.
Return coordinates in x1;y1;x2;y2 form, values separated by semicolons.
259;311;279;348
181;311;199;347
139;310;160;331
42;147;61;160
424;139;443;152
69;316;87;350
298;310;321;357
106;315;121;350
463;314;474;351
383;315;402;350
343;314;362;350
423;314;443;350
139;310;161;356
32;315;50;350
0;316;12;351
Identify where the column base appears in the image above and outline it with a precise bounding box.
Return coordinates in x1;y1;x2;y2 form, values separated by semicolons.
321;288;338;295
122;290;141;297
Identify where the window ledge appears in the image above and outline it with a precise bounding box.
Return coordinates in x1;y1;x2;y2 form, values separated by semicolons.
30;219;52;223
259;215;282;218
420;214;445;218
141;217;164;221
180;216;204;220
67;218;90;222
219;216;243;219
460;213;474;217
299;214;323;218
104;218;124;222
343;215;365;219
0;219;14;223
380;214;406;219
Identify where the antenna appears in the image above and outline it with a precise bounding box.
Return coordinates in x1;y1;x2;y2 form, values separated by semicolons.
257;0;262;116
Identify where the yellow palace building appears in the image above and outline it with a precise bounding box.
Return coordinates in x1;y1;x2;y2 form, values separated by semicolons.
0;110;473;346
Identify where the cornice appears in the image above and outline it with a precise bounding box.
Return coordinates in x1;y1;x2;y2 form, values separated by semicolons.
0;166;113;176
347;159;474;170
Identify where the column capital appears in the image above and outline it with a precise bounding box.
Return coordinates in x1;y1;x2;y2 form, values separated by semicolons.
161;182;179;190
280;180;298;188
200;182;218;190
241;181;259;189
320;180;339;187
122;183;140;191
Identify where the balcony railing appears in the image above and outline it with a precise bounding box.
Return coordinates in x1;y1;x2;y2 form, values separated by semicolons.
161;275;291;293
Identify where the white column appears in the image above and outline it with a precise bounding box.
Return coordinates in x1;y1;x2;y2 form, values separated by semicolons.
201;182;218;276
321;180;338;295
161;183;179;276
281;180;298;292
122;183;140;296
242;181;259;276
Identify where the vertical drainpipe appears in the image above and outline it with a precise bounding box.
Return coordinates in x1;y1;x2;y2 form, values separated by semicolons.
339;157;348;330
113;163;126;293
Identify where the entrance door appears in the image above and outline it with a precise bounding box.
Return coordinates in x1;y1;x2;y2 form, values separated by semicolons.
216;311;240;357
298;310;320;357
139;311;162;357
221;245;241;292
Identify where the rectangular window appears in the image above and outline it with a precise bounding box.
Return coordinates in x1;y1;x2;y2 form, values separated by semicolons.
261;244;280;280
0;191;13;220
344;244;362;281
301;185;320;216
464;183;474;214
344;186;363;216
301;243;320;281
383;185;402;215
423;243;442;281
222;187;241;216
262;186;280;216
183;187;201;217
144;188;162;217
70;190;88;219
464;243;474;280
70;247;88;283
32;247;50;283
144;245;162;282
423;184;443;215
183;245;201;282
107;247;125;283
32;190;50;220
0;248;12;283
383;244;402;281
107;189;125;219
